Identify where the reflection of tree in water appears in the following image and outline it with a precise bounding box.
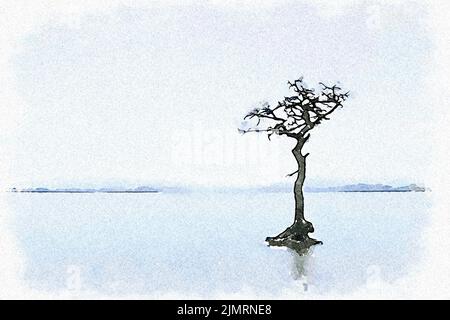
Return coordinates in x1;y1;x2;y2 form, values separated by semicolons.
288;247;315;291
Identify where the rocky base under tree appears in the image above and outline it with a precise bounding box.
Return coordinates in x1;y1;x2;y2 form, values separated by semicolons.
265;221;323;254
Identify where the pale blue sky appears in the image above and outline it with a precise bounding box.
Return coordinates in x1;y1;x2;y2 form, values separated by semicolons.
9;2;432;188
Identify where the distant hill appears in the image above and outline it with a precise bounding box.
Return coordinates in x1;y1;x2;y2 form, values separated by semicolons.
253;183;427;193
304;183;426;193
12;186;159;193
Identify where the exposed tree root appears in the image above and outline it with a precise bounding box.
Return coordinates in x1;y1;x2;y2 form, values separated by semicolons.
265;220;322;254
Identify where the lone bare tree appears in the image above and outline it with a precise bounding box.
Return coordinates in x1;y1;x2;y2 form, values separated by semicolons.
240;77;349;252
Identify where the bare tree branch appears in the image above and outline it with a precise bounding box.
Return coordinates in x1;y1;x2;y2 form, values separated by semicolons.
240;77;349;141
286;170;298;177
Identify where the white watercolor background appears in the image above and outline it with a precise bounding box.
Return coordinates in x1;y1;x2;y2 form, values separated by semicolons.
0;0;449;299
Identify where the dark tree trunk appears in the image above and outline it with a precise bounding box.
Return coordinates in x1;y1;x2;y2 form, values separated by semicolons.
266;138;322;253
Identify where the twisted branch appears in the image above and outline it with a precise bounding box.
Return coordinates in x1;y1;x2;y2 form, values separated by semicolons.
240;77;349;140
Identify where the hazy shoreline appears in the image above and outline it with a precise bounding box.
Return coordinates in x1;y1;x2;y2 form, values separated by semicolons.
5;183;426;194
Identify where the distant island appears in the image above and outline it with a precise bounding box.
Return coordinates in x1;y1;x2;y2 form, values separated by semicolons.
304;183;426;193
255;183;427;193
9;186;159;193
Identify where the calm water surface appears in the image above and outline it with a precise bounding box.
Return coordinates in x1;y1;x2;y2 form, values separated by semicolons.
6;192;431;297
